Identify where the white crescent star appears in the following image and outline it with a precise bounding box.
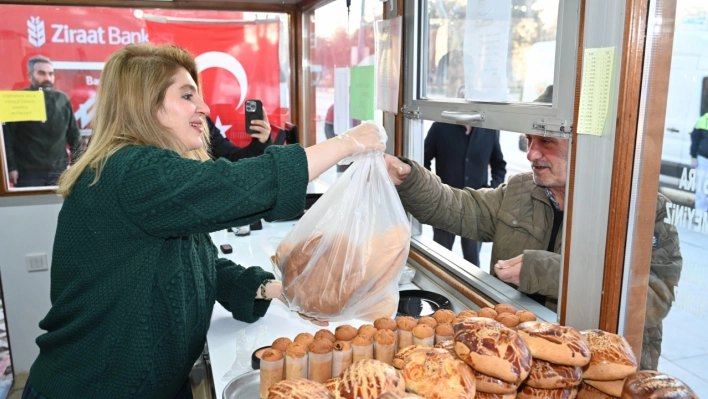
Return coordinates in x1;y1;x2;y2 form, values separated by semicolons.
214;116;231;136
195;51;249;110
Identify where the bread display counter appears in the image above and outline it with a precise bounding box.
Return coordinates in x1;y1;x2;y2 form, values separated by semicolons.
203;220;462;398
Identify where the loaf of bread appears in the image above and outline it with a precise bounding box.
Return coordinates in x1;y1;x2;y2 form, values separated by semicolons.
621;370;698;399
585;378;624;397
517;385;579;399
577;381;617;399
516;322;591;367
472;369;519;395
267;378;335;399
580;329;637;381
525;359;583;389
392;344;426;369
475;392;518;399
453;317;532;383
278;225;409;319
376;392;426;399
398;347;476;399
325;359;405;399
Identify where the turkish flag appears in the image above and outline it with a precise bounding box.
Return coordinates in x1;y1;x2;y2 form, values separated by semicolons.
146;21;282;147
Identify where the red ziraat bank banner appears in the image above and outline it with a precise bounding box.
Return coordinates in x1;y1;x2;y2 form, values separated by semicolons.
0;5;283;147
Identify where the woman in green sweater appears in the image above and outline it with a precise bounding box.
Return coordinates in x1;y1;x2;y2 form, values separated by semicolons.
22;44;384;399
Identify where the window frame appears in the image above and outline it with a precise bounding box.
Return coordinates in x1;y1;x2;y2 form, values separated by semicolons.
403;0;582;138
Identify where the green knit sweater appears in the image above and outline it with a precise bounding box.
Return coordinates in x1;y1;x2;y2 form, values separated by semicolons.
29;144;308;399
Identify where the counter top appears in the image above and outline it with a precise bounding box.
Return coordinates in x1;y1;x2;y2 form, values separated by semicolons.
207;221;419;397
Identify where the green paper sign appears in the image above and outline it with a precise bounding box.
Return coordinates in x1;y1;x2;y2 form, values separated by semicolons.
349;66;375;121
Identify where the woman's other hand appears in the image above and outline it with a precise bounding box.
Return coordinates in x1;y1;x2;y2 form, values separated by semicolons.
384;154;411;185
249;109;272;144
336;121;386;156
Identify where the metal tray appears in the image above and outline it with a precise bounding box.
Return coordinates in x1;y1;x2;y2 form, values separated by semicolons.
223;370;260;399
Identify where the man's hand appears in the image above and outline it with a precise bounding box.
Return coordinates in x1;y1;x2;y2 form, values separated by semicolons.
8;170;18;185
249;109;272;144
691;158;698;169
384;154;411;185
494;254;523;286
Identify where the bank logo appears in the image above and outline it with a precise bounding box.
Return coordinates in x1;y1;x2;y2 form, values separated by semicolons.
27;17;47;47
27;16;46;48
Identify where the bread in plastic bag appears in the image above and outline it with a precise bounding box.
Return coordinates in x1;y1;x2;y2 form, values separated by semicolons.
274;143;410;322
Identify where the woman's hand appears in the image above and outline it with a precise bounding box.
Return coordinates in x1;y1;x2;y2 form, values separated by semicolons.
248;109;271;144
384;154;411;185
256;279;283;300
336;121;386;156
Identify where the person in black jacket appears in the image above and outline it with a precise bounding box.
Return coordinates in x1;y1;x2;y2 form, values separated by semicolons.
3;56;81;187
423;117;507;267
206;113;271;162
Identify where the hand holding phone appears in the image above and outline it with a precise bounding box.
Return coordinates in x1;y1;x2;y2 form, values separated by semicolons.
245;99;264;134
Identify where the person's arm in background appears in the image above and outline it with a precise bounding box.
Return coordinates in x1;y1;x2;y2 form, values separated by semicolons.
2;123;17;184
65;100;82;164
645;193;683;328
423;123;438;171
489;130;507;188
207;116;271;162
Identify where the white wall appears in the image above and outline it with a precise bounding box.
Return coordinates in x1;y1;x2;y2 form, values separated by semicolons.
0;195;62;374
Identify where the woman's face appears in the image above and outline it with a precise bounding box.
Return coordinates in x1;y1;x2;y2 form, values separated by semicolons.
157;68;210;152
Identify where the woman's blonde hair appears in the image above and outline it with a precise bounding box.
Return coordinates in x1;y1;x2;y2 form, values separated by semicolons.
57;43;210;198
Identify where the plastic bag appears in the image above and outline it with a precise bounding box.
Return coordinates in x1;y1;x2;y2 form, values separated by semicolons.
275;137;410;322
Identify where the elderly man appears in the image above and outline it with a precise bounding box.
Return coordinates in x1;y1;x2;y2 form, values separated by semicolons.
385;132;682;370
3;55;81;187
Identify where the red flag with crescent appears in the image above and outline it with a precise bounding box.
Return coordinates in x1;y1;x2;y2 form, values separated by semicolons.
146;20;283;147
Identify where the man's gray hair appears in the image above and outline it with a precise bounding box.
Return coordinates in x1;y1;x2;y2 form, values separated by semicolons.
27;55;52;74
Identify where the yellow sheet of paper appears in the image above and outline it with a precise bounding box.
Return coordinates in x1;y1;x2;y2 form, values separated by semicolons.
576;47;615;136
0;91;47;123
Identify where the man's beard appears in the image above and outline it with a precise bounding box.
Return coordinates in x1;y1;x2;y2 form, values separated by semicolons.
32;80;53;90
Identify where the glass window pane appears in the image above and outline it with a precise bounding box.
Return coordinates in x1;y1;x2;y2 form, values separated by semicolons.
0;4;291;191
424;0;559;103
307;1;383;187
651;6;708;396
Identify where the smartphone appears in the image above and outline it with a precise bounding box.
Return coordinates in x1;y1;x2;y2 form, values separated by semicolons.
245;99;264;134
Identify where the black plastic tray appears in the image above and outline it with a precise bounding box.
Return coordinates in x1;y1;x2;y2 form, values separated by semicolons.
397;290;452;318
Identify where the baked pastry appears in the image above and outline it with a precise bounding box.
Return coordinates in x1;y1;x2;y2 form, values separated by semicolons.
584;379;624;397
268;378;335;399
392;344;426;369
279;225;409;319
495;304;517;315
399;347;476;399
581;329;637;380
432;309;456;324
475;392;517;399
453;317;532;383
517;385;579;399
376;392;426;399
496;313;521;328
315;329;336;344
374;317;397;332
517;310;537;322
325;359;405;399
516;322;591;367
477;307;499;319
433;339;455;354
577;382;616;399
417;316;438;329
472;369;519;394
621;370;698;399
525;359;583;389
458;310;478;319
